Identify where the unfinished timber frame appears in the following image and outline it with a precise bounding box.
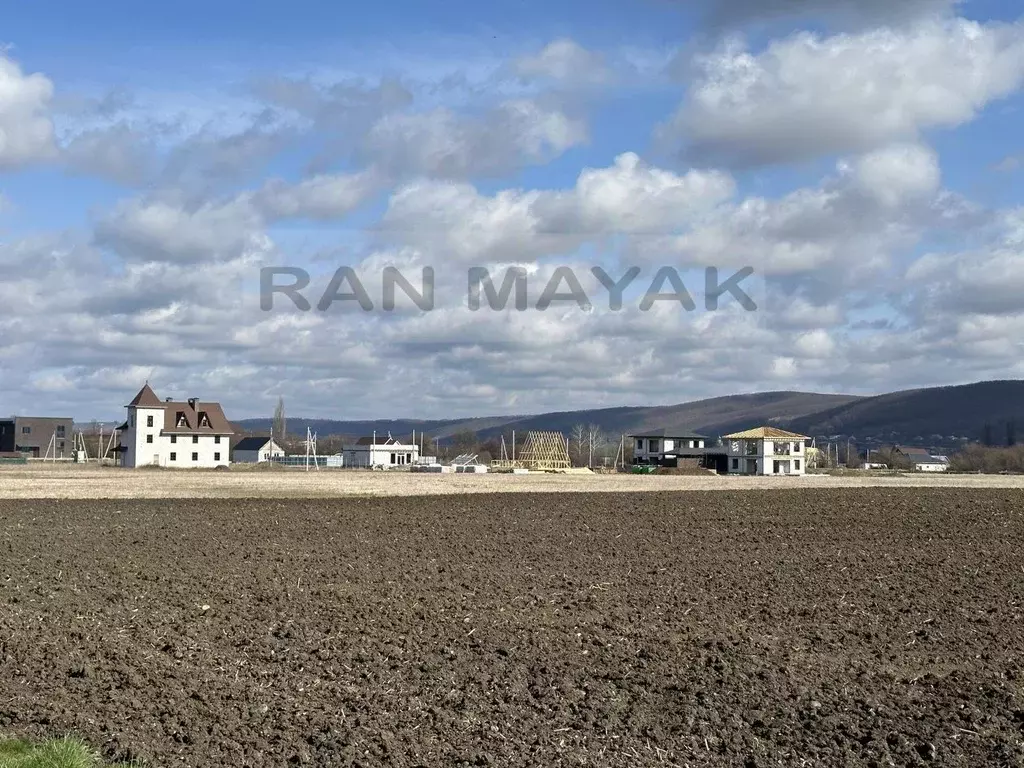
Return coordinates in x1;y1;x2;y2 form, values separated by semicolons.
491;430;571;471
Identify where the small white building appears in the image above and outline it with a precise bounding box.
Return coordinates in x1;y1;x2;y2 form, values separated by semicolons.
894;446;950;472
723;426;809;476
232;436;286;463
118;383;234;468
915;456;949;472
343;436;420;468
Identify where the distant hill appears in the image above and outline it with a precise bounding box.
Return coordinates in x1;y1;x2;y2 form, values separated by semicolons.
234;380;1024;453
235;391;860;444
785;380;1024;449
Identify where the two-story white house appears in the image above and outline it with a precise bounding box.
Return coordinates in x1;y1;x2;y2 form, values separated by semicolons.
723;426;810;476
118;383;235;468
630;428;709;466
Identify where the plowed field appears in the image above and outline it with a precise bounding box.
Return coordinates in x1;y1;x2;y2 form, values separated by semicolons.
1;490;1022;766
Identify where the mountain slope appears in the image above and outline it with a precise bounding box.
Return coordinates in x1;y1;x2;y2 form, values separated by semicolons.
785;380;1024;446
236;391;860;442
234;380;1024;452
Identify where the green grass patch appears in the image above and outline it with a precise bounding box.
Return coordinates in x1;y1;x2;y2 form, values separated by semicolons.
0;738;140;768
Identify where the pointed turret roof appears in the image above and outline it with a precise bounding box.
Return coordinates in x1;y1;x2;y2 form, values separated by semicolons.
127;382;163;408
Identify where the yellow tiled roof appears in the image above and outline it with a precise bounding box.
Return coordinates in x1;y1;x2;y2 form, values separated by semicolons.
722;426;809;440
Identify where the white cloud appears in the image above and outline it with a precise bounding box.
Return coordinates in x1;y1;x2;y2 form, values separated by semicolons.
0;54;57;167
61;123;156;185
364;98;587;178
513;39;613;85
647;147;945;278
906;208;1024;316
94;168;380;262
380;152;735;262
660;19;1024;166
94;196;267;264
252;169;382;220
843;143;941;208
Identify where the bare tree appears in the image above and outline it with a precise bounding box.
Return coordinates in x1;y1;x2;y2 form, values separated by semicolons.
585;424;603;468
570;424;586;467
272;396;286;440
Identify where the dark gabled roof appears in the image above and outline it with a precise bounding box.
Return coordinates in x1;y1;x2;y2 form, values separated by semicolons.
628;427;707;439
127;383;163;408
234;436;274;452
160;401;234;435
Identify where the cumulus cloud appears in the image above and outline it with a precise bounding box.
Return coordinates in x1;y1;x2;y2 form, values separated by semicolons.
659;19;1024;166
363;98;587;179
513;39;613;85
61;123;156;185
94;196;268;264
0;54;57;167
252;169;382;220
380;152;735;262
94;165;380;263
906;209;1024;316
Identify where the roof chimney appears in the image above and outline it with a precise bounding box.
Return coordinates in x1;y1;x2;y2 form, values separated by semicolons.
188;397;198;410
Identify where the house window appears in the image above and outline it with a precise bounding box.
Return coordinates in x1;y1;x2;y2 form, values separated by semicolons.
795;459;801;470
636;439;643;451
21;426;31;435
176;412;187;427
170;435;176;444
146;415;154;427
731;458;739;469
649;439;659;452
56;426;66;437
191;452;198;461
214;452;220;461
199;413;210;427
192;436;199;444
745;441;758;456
57;441;65;451
170;452;176;461
146;435;153;444
214;436;221;444
794;442;802;453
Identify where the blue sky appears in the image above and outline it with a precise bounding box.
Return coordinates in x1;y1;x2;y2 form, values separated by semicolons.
1;0;1024;421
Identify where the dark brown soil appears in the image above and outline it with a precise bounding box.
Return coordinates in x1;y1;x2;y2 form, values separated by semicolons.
1;490;1023;767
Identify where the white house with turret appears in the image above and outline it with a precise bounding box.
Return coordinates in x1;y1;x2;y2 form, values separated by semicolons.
118;383;235;468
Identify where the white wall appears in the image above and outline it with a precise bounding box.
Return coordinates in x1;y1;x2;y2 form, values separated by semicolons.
234;442;285;463
121;406;229;468
164;434;229;468
343;443;419;468
725;438;806;475
123;406;166;468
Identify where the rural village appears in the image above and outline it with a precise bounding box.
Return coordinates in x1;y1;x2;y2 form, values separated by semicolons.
1;381;997;476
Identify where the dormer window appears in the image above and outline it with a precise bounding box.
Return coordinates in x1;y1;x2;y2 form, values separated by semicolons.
176;412;187;428
199;412;210;428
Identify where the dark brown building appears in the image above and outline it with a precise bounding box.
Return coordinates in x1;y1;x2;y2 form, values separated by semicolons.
0;416;74;458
